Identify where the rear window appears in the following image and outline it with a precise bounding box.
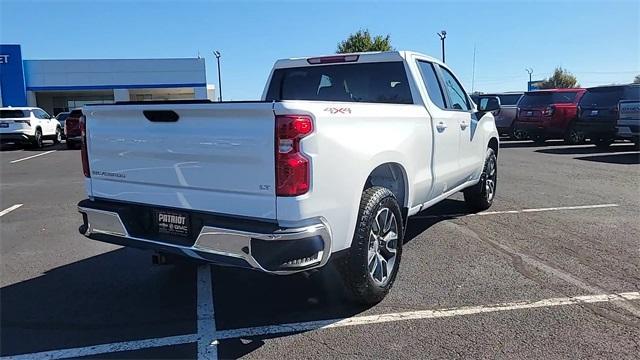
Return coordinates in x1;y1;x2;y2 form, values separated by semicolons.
519;92;578;107
266;62;413;104
56;113;69;121
624;86;640;100
497;94;522;105
0;110;29;118
580;87;627;108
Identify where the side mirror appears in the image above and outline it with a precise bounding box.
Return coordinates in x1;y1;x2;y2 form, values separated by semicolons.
478;96;501;112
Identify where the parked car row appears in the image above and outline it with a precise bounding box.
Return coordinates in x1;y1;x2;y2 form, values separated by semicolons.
474;83;640;148
0;107;63;148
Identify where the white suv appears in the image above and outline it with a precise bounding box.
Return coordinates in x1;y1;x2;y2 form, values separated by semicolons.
0;107;62;148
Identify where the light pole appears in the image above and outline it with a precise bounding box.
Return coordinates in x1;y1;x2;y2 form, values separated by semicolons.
214;51;222;102
437;30;447;63
525;68;533;90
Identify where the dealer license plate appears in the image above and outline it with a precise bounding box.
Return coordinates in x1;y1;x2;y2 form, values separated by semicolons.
155;210;190;237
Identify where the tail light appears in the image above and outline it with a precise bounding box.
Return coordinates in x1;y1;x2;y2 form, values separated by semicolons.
15;120;31;126
275;115;313;196
543;105;556;117
80;115;90;177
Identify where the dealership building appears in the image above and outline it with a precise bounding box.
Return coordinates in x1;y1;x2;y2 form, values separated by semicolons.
0;44;213;115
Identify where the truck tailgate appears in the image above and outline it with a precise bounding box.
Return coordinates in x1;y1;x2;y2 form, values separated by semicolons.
84;102;277;219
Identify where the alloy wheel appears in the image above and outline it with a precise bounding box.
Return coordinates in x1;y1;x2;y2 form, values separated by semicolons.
485;156;497;202
367;207;398;286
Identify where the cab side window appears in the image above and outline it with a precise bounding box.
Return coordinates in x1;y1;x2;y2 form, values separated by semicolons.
440;67;471;111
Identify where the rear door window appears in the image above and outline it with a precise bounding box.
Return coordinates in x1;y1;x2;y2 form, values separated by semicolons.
266;61;413;104
33;109;51;119
416;61;446;109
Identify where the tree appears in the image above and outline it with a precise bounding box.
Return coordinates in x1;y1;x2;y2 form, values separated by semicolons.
634;75;640;84
337;29;393;53
539;67;579;89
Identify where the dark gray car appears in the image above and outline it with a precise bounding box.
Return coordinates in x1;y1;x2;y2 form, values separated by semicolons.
474;92;523;137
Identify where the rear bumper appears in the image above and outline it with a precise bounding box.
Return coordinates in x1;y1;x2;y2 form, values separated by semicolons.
77;199;332;274
514;121;547;136
0;133;31;144
616;123;640;138
574;121;617;138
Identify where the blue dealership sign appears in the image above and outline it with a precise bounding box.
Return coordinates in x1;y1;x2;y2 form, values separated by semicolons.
528;80;544;91
0;44;27;106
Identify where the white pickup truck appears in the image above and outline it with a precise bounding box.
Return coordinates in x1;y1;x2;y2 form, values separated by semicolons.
77;51;500;304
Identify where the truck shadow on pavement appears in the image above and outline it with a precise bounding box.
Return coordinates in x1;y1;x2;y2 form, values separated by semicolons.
0;248;198;358
404;199;472;244
0;199;473;359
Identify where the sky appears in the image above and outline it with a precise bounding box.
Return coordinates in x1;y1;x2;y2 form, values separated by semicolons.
1;0;639;100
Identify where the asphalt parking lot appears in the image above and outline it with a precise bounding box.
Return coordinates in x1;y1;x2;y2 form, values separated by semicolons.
1;139;639;359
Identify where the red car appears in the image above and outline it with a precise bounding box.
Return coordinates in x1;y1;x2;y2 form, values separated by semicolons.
514;88;586;144
64;109;83;149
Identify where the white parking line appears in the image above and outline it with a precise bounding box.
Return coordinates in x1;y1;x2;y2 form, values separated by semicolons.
197;265;218;360
4;291;636;359
0;204;23;217
454;222;640;318
9;150;56;164
412;203;619;219
1;334;199;360
215;291;640;340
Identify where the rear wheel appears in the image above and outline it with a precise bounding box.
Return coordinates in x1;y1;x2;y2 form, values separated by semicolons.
66;140;76;150
341;186;403;305
32;128;43;148
564;125;585;145
511;128;527;140
464;148;497;212
53;127;62;144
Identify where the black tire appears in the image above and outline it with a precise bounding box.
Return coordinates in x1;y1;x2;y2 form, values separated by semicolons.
341;186;403;305
594;137;613;149
66;140;76;150
564;125;585;145
464;148;497;212
32;128;43;148
511;128;527;141
53;127;62;144
533;135;546;145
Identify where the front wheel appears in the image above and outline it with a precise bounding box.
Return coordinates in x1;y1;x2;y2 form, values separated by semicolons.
464;148;497;212
341;186;403;305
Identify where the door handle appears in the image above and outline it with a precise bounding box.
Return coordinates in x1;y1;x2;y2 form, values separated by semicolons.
436;121;447;131
460;121;469;130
